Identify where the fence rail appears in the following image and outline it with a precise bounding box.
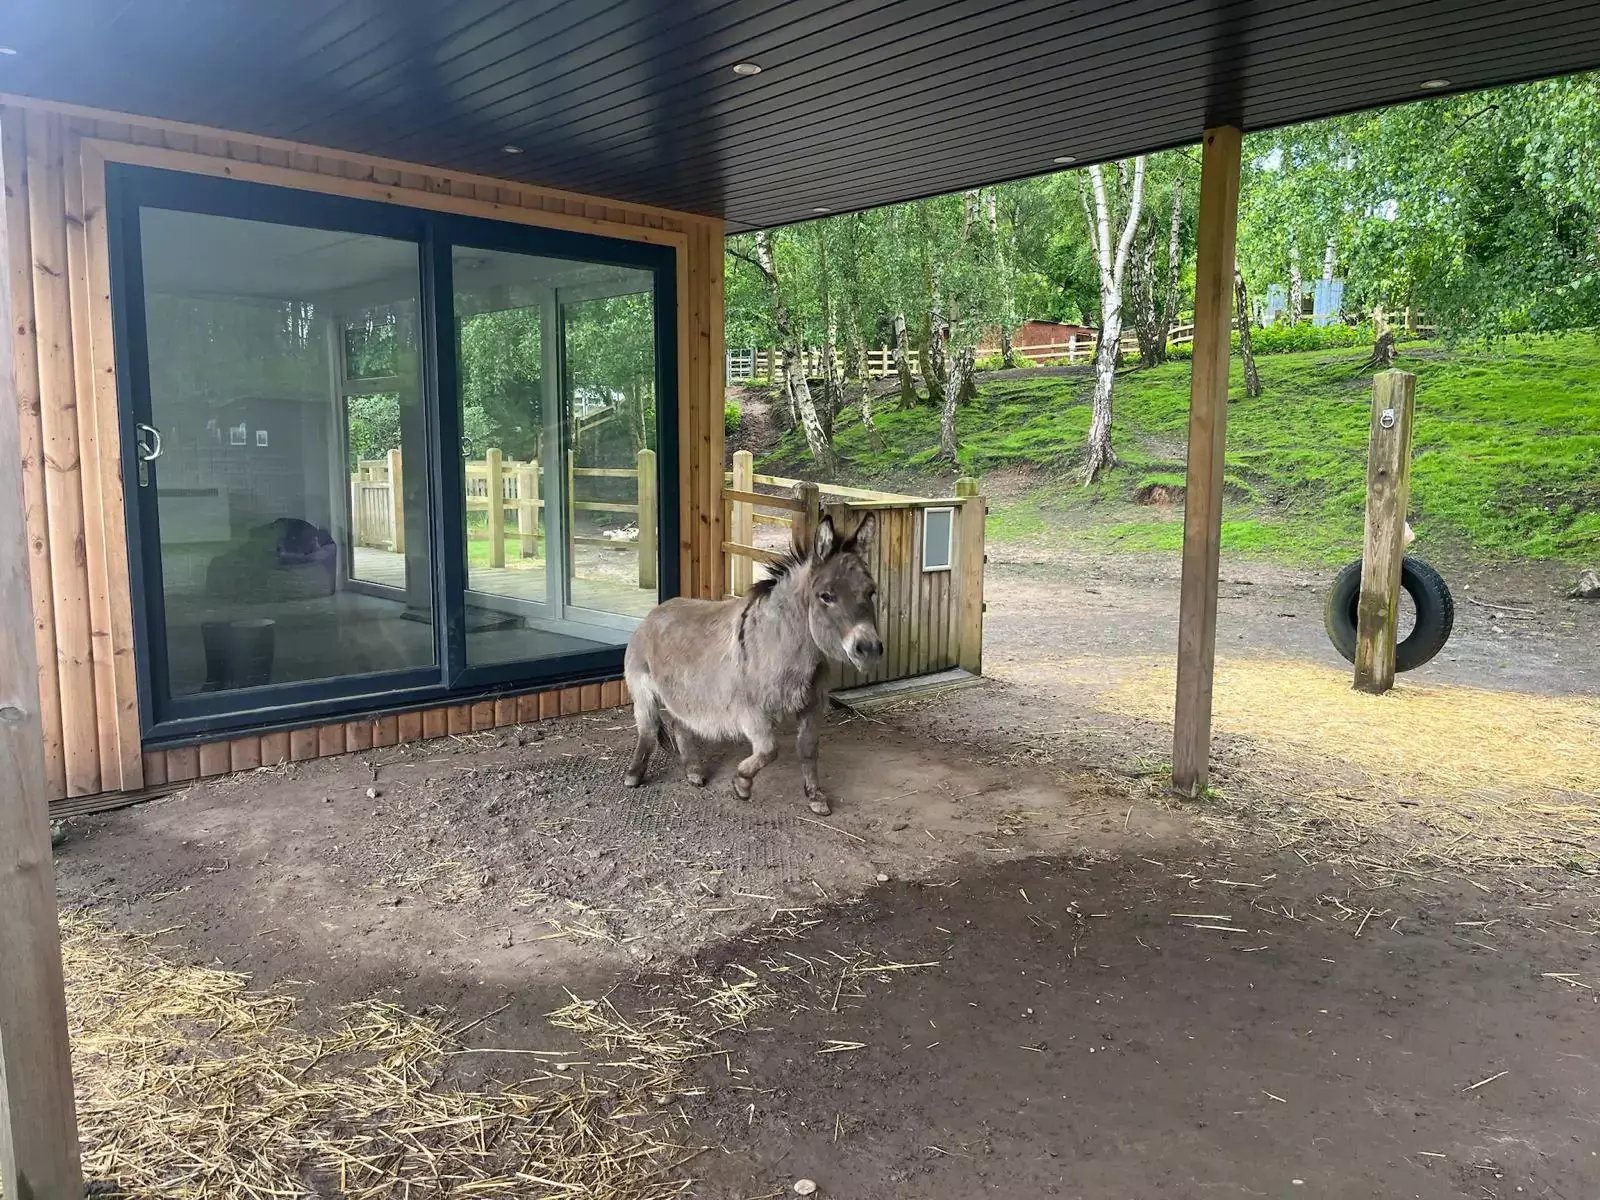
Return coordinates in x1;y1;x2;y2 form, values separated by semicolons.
727;313;1437;382
721;450;986;686
351;447;658;589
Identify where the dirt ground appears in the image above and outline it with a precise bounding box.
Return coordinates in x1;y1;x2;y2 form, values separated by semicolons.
50;543;1599;1198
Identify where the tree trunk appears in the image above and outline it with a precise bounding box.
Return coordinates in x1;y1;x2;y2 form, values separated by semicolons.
816;225;842;439
984;190;1019;368
938;345;974;462
846;328;885;451
1235;262;1262;398
1322;237;1337;282
927;260;948;400
1157;174;1183;359
1083;157;1148;484
1288;240;1304;324
757;230;835;471
892;313;918;408
1130;214;1163;367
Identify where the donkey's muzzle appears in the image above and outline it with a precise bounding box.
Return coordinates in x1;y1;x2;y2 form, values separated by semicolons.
851;632;885;665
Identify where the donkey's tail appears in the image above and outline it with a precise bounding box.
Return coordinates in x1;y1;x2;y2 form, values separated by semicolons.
656;715;679;756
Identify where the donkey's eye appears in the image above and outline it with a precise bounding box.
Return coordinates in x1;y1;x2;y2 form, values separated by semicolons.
819;591;837;606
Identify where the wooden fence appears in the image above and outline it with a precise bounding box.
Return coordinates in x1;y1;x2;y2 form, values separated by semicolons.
351;447;658;589
726;313;1438;382
722;450;985;687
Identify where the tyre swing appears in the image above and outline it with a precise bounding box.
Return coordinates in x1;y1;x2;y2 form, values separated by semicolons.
1323;552;1454;671
1326;369;1454;684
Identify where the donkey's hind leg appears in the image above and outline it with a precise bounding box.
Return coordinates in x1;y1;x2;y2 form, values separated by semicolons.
623;677;662;788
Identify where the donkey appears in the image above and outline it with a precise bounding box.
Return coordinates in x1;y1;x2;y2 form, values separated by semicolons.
622;511;883;815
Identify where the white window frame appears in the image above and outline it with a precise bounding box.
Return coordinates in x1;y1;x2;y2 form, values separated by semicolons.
921;505;955;573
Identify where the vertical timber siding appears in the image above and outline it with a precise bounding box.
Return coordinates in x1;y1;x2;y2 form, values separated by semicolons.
0;100;722;801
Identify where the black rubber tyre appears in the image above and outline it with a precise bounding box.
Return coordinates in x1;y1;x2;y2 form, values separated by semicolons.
1324;555;1454;672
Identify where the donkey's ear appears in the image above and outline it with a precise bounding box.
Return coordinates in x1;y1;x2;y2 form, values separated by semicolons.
813;515;837;561
844;511;876;552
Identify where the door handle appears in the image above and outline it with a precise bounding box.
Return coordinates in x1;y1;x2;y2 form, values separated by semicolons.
135;423;163;462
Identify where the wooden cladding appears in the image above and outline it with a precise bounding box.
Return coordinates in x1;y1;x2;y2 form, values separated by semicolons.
135;679;628;798
1;98;725;801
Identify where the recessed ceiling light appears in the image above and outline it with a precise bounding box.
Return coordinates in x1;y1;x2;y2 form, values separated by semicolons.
1419;78;1450;89
812;206;831;214
732;62;762;76
501;144;524;154
1053;155;1076;164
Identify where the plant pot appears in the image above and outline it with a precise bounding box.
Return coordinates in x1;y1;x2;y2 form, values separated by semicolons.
201;617;276;690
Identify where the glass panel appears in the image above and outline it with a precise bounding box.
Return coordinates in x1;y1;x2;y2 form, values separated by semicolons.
562;284;659;619
138;209;432;699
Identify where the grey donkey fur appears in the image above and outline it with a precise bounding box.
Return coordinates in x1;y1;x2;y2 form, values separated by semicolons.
622;510;883;815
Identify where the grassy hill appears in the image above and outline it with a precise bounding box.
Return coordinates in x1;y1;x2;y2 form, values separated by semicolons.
751;332;1600;566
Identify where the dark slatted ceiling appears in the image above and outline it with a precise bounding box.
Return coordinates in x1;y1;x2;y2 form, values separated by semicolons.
6;0;1600;230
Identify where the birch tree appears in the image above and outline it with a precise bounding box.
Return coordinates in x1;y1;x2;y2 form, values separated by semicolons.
753;230;835;472
1082;155;1147;482
984;188;1019;367
1235;261;1262;397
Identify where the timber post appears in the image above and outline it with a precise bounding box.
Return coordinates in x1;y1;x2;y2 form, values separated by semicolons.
636;448;658;591
794;481;822;553
955;476;986;674
1353;370;1417;693
517;460;539;558
0;119;84;1194
386;447;404;555
485;447;505;568
1172;125;1243;797
730;450;755;595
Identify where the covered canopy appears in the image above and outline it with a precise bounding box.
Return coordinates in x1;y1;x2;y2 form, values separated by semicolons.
5;1;1600;229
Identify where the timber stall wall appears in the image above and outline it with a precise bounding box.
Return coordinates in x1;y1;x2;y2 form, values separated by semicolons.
1;100;726;803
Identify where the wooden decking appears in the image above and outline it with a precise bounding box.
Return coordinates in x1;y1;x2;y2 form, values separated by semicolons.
351;547;655;619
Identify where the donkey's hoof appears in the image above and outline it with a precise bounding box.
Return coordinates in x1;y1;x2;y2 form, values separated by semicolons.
807;797;833;817
686;770;707;788
623;773;642;789
732;776;753;802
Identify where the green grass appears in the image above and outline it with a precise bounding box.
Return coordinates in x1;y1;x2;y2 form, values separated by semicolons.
762;331;1600;566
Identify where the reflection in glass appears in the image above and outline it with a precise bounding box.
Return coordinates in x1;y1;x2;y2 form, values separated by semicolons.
138;209;432;698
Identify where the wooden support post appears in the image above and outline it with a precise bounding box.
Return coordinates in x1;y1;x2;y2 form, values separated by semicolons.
517;461;539;558
955;477;986;674
1173;125;1243;797
730;450;755;595
1354;370;1417;694
387;446;404;555
794;481;822;553
0;141;84;1192
485;447;505;568
636;448;658;591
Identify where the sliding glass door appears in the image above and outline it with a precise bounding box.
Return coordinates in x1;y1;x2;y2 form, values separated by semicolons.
111;165;676;741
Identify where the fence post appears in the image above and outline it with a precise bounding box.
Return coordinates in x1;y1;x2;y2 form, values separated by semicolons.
954;477;986;674
386;447;404;555
636;448;657;592
485;448;505;568
517;460;539;558
730;450;754;594
794;481;822;553
1354;370;1417;694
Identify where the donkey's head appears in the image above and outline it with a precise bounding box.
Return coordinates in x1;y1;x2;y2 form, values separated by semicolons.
801;512;883;670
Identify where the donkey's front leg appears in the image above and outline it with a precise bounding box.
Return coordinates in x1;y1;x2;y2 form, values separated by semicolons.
796;700;831;816
732;720;779;803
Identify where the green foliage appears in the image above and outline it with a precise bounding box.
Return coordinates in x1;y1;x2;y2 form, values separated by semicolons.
974;351;1036;371
725;399;742;435
1240;71;1600;339
1169;323;1373;359
778;334;1600;565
